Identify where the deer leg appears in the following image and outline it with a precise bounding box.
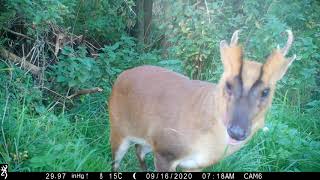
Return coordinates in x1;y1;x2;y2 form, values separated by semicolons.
154;152;177;172
135;144;149;171
111;134;130;172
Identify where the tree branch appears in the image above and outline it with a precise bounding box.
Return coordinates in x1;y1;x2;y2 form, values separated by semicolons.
67;87;103;99
0;47;42;75
2;27;34;41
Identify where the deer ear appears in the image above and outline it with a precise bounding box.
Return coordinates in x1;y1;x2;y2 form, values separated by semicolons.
220;30;243;77
262;30;296;83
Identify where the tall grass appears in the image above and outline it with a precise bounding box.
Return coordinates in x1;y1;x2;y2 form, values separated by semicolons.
0;63;319;172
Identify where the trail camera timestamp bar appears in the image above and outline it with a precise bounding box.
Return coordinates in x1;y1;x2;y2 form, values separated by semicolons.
3;172;319;180
42;172;250;180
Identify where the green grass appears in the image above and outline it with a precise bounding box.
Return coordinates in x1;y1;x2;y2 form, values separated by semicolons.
0;65;320;172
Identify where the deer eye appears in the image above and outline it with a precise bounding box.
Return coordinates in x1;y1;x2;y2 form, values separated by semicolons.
225;82;233;95
261;88;270;98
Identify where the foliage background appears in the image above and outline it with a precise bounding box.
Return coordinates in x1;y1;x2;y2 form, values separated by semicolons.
0;0;319;171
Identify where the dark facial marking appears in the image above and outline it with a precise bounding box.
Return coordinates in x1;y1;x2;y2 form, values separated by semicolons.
225;82;233;96
225;76;243;98
250;66;264;91
228;97;251;141
234;75;243;97
227;65;267;141
238;53;244;93
225;56;244;97
249;65;268;98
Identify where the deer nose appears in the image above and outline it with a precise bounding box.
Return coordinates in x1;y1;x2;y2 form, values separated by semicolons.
227;125;247;141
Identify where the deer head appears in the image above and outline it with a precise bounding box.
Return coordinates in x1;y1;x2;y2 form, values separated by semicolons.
219;30;296;143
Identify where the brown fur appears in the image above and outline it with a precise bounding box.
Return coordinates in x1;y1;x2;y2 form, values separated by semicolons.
108;30;296;171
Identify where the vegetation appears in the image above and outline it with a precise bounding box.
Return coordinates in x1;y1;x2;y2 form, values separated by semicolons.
0;0;319;172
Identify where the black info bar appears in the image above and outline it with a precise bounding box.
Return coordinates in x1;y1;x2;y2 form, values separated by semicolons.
1;172;318;180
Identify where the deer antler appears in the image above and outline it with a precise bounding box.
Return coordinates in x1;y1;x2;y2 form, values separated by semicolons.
278;30;294;56
219;30;243;77
220;29;241;49
230;30;241;46
263;29;297;82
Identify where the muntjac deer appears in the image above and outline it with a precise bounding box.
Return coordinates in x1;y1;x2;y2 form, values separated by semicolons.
108;30;296;171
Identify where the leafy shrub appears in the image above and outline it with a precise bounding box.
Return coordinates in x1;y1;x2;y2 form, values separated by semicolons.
49;46;101;89
1;0;76;34
66;0;135;42
97;35;161;84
